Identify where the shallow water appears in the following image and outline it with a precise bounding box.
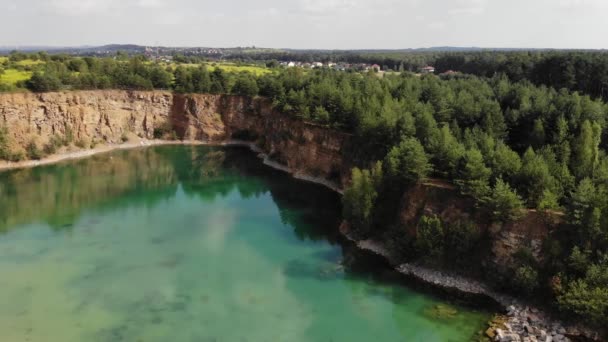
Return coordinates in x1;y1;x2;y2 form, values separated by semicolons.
0;146;489;342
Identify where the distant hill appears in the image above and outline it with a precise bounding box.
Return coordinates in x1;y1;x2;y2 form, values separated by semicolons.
3;44;602;54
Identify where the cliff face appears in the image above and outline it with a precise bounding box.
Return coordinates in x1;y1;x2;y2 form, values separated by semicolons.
0;91;350;186
179;94;351;185
396;183;561;274
0;91;174;148
0;90;557;272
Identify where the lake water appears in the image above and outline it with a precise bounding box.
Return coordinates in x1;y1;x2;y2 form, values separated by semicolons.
0;145;489;341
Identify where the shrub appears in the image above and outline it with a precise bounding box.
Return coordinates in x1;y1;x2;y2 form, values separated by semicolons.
513;265;539;293
153;122;173;139
444;220;481;259
342;163;383;235
8;150;25;162
64;126;74;145
558;280;608;326
43;135;64;155
0;127;9;160
415;215;445;258
43;142;57;155
26;71;62;92
75;138;88;148
26;140;43;160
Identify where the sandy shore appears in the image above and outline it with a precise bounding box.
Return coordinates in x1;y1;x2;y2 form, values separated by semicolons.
0;139;207;171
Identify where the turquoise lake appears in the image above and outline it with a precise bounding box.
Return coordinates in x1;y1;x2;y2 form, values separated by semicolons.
0;145;489;341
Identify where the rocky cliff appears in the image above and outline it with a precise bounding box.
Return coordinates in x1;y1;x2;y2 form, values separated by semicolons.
395;183;562;276
0;91;351;187
0;90;557;273
0;91;174;148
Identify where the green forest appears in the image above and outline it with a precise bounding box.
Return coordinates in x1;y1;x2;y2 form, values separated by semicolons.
2;50;608;326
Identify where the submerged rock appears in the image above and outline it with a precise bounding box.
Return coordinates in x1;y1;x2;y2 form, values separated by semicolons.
424;304;459;320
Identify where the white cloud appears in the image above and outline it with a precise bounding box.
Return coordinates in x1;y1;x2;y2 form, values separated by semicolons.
295;0;360;15
557;0;608;8
251;7;281;17
137;0;165;8
448;7;485;15
47;0;166;15
48;0;119;15
448;0;487;15
428;21;447;30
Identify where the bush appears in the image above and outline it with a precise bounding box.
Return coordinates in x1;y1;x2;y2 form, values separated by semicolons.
153;122;173;139
75;138;88;148
231;73;259;97
444;220;481;259
0;127;9;160
26;140;43;160
558;280;608;326
415;215;445;258
43;135;64;155
8;150;25;162
64;126;74;145
26;71;62;92
342;163;383;235
43;142;57;155
513;265;539;293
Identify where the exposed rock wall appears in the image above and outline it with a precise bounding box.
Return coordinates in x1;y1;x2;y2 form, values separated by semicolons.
180;94;351;185
0;90;558;272
0;91;351;185
0;91;174;148
395;183;562;274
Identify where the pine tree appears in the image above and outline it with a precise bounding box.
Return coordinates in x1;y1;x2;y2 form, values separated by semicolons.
487;178;525;222
385;137;431;184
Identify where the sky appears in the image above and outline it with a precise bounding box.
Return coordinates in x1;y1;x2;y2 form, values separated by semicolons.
1;0;607;49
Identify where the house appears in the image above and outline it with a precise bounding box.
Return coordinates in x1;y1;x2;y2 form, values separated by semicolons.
312;62;324;68
287;61;296;68
420;66;435;74
371;64;381;72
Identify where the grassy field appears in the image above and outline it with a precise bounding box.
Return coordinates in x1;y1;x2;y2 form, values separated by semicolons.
174;62;272;76
0;58;44;67
0;69;32;85
205;63;272;75
15;59;44;66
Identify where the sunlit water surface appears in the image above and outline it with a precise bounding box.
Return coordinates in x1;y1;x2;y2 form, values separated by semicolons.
0;146;489;341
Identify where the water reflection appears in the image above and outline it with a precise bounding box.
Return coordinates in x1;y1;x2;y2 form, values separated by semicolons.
0;145;342;242
0;145;489;342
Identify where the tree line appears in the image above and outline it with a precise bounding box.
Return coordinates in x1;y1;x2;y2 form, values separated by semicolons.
6;55;260;97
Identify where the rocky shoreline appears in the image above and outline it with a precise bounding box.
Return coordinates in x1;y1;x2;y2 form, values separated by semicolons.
347;236;602;342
